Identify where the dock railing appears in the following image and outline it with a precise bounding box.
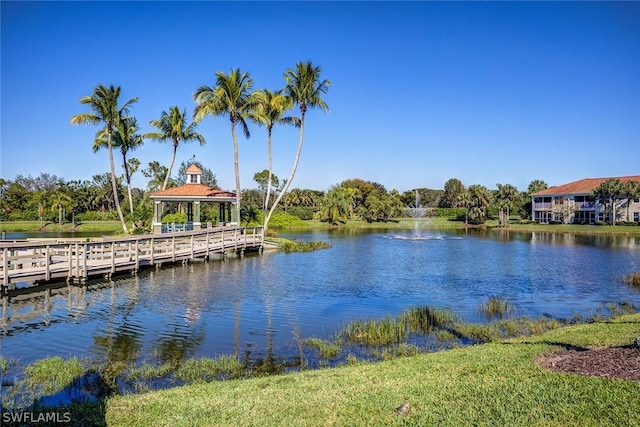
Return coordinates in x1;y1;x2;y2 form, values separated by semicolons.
0;226;263;289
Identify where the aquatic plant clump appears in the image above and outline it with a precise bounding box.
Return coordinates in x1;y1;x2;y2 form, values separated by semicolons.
478;295;516;320
280;240;332;253
342;305;455;346
623;271;640;290
304;338;341;359
175;355;243;384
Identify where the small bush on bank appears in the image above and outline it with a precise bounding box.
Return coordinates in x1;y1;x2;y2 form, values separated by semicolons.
434;208;466;219
267;211;307;228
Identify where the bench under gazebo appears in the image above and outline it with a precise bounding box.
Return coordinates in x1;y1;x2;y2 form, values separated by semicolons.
149;164;238;233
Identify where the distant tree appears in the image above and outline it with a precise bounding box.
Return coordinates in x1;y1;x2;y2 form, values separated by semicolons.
527;180;548;195
194;68;256;223
143;161;170;192
320;186;353;225
70;84;138;233
252;89;299;221
51;190;72;226
467;184;493;224
240;205;261;226
440;178;465;208
145;106;206;192
592;178;623;225
362;192;404;223
495;183;519;227
340;178;387;217
240;189;263;210
457;191;472;224
32;191;49;228
264;61;330;231
254;169;280;215
622;180;640;222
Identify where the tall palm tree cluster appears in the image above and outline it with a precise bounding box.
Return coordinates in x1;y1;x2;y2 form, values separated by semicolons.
70;61;330;232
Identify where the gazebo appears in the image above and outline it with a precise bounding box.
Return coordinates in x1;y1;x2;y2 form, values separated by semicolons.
149;164;238;233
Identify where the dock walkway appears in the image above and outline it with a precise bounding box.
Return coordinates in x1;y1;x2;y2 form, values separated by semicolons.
1;226;263;289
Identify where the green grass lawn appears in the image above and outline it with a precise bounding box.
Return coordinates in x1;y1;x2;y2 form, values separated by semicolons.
106;314;640;426
296;217;640;235
0;220;122;233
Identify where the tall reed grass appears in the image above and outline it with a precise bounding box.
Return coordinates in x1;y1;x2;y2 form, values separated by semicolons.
477;295;515;319
623;271;640;289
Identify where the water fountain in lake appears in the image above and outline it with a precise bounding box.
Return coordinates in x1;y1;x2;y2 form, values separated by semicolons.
387;190;444;240
409;189;424;237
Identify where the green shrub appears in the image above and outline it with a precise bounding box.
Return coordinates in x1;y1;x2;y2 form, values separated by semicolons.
435;208;466;219
162;212;187;223
286;206;317;220
266;211;307;228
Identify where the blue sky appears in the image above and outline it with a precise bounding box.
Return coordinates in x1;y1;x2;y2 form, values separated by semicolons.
2;1;639;194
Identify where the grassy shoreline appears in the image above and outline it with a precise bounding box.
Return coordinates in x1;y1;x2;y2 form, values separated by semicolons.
105;314;640;426
2;218;639;236
0;220;122;233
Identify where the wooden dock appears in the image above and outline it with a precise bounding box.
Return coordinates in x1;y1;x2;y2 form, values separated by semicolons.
0;226;264;289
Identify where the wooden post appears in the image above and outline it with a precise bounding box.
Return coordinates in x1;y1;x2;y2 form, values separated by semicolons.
82;243;88;282
2;247;8;287
67;244;73;283
45;245;50;281
110;242;115;275
150;238;155;264
134;240;139;272
172;236;176;262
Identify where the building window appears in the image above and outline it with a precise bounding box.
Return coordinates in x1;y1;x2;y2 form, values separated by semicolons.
189;174;198;183
635;212;640;223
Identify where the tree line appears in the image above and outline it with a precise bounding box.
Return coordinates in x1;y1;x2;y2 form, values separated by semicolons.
3;169;638;229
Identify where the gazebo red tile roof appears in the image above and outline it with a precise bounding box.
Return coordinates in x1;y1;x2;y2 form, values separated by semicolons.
150;184;235;198
532;176;640;196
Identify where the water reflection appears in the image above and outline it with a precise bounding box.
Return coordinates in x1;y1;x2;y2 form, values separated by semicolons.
1;230;639;370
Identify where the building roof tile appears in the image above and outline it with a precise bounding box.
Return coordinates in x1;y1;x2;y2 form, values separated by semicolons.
532;176;640;196
150;184;235;198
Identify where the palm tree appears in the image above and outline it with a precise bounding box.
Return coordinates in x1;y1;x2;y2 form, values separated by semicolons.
70;84;138;233
495;183;519;227
95;117;144;215
468;184;493;224
622;180;640;222
145;106;206;191
51;190;72;226
592;178;623;225
263;61;330;230
252;89;299;220
321;186;353;225
457;191;471;225
193;69;256;222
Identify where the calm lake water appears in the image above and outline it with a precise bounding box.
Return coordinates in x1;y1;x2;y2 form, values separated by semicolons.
2;228;640;369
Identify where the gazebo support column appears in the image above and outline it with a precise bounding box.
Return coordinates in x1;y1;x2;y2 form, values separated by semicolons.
152;201;162;234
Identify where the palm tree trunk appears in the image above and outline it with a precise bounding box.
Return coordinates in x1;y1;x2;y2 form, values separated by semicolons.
123;153;134;216
108;135;128;233
231;121;241;223
264;127;273;219
264;111;306;231
162;142;178;191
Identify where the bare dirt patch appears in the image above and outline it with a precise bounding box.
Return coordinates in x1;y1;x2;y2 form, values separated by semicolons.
537;345;640;381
